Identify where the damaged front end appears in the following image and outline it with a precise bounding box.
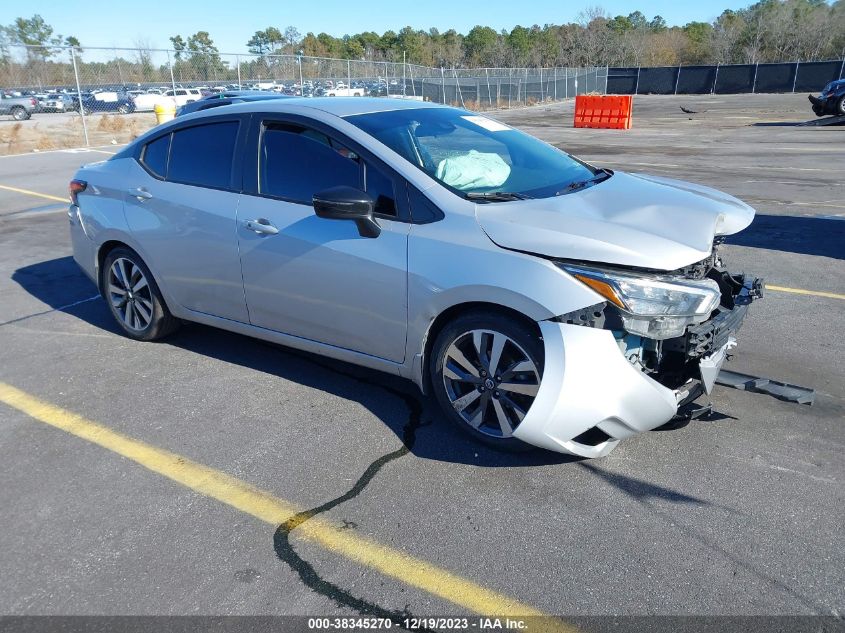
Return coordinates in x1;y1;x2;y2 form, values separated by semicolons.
557;241;764;409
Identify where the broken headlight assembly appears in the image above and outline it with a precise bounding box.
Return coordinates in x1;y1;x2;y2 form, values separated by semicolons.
559;264;722;340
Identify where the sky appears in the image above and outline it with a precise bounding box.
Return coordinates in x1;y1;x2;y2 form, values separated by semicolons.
4;0;752;55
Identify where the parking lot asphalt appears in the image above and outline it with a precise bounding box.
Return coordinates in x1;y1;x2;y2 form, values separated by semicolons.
0;94;843;620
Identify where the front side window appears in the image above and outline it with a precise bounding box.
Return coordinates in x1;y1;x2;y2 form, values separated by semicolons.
259;122;360;203
364;162;396;216
345;108;601;199
167;121;239;189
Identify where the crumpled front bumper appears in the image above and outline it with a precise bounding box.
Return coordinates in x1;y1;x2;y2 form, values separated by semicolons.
512;322;679;458
514;276;762;458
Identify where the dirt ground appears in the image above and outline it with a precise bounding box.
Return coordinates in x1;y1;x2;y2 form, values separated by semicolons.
0;111;157;155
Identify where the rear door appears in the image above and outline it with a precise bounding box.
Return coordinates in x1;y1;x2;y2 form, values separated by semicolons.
124;116;249;322
236;115;410;362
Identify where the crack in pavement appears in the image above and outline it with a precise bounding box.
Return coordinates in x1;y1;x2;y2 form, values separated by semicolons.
272;351;435;629
0;295;99;328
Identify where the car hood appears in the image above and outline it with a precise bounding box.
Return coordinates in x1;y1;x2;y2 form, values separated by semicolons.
474;171;755;271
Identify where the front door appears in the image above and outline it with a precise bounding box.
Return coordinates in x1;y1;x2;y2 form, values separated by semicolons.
237;120;409;363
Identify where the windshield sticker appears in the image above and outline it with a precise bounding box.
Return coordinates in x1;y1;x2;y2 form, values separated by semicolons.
461;115;511;132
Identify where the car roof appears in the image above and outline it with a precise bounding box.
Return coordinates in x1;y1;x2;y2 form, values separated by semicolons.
218;96;446;118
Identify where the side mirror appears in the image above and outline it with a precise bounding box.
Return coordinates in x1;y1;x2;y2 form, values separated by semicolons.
312;186;381;238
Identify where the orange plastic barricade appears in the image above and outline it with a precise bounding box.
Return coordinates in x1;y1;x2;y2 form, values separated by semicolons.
574;95;633;129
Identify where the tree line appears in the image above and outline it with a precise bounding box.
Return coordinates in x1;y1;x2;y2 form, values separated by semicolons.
247;0;845;67
1;0;843;84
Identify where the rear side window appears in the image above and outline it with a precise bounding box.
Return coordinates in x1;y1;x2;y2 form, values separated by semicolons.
167;121;239;189
141;134;170;178
260;122;360;203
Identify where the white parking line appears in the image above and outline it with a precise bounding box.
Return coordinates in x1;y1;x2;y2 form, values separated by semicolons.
0;145;125;159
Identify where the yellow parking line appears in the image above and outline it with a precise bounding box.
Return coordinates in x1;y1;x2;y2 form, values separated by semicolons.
765;285;845;301
0;184;68;203
0;381;570;626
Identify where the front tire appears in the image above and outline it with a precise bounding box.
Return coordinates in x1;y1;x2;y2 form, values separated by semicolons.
117;104;130;115
102;247;179;341
836;95;845;116
429;311;544;452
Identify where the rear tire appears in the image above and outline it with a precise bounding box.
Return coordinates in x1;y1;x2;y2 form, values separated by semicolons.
117;104;130;115
101;247;179;341
11;106;29;121
429;311;544;452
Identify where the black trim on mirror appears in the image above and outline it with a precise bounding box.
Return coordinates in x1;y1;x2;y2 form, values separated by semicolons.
313;186;381;238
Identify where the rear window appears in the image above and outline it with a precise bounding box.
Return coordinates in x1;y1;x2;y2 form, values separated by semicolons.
141;134;170;178
167;121;239;189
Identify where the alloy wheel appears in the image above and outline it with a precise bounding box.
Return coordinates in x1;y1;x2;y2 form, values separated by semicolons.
441;329;541;438
108;257;154;331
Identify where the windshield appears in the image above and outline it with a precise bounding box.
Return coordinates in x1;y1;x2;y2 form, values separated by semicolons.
345;107;602;199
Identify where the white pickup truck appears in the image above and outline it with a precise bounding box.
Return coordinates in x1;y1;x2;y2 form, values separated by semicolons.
325;87;365;97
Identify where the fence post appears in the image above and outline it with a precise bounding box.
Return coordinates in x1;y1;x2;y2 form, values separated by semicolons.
508;70;512;108
752;62;758;93
674;65;681;94
236;55;241;89
792;61;799;92
712;62;719;94
485;68;492;108
71;47;89;147
554;67;557;101
453;68;465;108
839;57;845;80
166;50;177;91
634;66;641;95
539;67;544;102
297;55;304;92
440;67;445;104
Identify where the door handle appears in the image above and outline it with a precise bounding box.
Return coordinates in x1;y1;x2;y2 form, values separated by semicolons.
244;218;279;235
129;187;152;201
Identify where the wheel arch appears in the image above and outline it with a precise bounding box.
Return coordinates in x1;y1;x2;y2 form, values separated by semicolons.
417;300;543;395
96;240;169;311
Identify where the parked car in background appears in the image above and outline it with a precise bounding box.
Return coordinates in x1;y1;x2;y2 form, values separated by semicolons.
68;98;763;458
175;91;292;117
809;79;845;116
0;92;37;120
326;86;366;97
131;92;168;112
33;93;50;113
163;88;202;106
42;93;76;113
71;92;136;115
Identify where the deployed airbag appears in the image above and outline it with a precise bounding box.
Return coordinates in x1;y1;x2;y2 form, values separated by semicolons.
435;150;511;190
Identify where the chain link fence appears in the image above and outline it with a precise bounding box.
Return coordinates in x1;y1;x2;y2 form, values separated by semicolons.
0;44;606;153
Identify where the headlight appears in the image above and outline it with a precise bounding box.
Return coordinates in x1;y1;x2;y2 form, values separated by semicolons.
560;264;722;340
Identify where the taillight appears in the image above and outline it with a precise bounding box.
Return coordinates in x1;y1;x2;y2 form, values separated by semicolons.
69;179;87;205
30;97;37;106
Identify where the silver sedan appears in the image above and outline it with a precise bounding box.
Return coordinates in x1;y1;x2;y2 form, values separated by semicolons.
67;98;762;457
